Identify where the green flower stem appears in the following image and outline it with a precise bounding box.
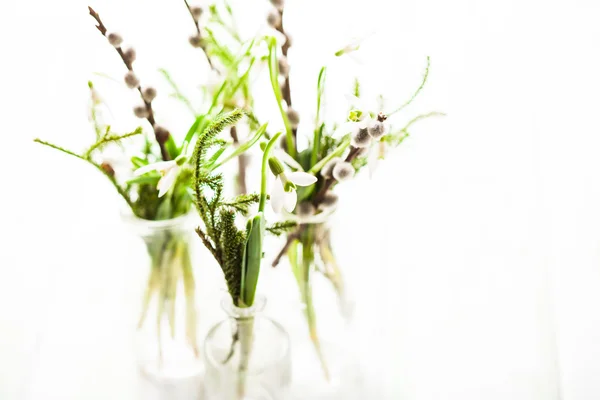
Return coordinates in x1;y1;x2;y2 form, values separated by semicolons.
208;123;268;172
387;56;430;117
259;131;283;212
266;37;295;158
308;136;351;175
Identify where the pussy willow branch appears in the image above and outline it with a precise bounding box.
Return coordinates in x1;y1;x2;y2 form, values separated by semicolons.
273;6;296;143
88;6;171;161
229;126;248;194
183;0;216;70
272;229;301;267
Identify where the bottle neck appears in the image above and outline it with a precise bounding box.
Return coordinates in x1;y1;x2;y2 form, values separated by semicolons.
221;295;266;321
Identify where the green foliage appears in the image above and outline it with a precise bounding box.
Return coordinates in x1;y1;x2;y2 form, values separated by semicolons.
220;193;261;215
266;221;297;236
159;68;196;115
388;56;431;117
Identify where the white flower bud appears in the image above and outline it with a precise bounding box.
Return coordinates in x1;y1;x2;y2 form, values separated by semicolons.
332;161;355;182
351;127;372;148
189;35;203;48
107;32;123;47
267;9;281;28
142;87;157;102
124;71;140;89
270;0;284;10
321;157;342;178
133;105;149;118
123;47;136;63
278;56;290;77
287;108;300;129
190;6;203;20
368;121;386;139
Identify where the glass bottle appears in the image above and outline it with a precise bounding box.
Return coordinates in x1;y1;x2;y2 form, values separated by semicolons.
204;296;291;400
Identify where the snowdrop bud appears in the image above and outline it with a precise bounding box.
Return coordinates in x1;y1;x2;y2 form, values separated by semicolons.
268;157;285;176
189;35;204;48
270;0;284;11
154;125;170;143
297;202;316;216
321;156;342;178
190;6;203;20
107;32;123;47
133;105;149;118
124;71;140;89
267;9;281;28
100;162;115;177
287;108;300;129
320;192;339;208
351;127;372;148
368;121;386;139
332;161;355;182
123;47;136;63
142;87;157;102
278;56;290;77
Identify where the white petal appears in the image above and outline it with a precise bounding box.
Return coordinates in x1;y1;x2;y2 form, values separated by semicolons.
287;171;317;186
332;121;359;138
270;177;285;214
344;94;368;112
157;166;178;197
275;149;304;171
283;190;298;213
134;160;175;176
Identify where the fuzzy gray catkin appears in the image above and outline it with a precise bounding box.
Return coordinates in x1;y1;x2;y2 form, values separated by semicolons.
190;6;203;20
332;162;355;181
142;87;157;102
321;157;342;178
267;9;281;28
278;57;290;77
123;48;136;64
368;121;386;139
133;105;149;118
124;72;140;89
270;0;284;10
287;108;300;129
154;126;170;143
351;127;372;148
107;32;123;47
189;35;203;48
320;192;339;208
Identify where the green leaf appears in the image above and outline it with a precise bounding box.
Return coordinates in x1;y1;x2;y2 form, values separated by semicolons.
241;212;265;307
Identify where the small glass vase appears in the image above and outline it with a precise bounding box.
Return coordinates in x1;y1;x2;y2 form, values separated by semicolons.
123;211;204;397
272;208;363;399
204;296;291;400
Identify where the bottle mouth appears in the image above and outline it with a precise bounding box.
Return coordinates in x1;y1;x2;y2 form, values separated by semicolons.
220;295;267;319
282;207;336;225
120;209;199;233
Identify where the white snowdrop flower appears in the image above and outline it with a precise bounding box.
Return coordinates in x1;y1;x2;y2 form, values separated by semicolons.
368;140;387;178
287;108;300;129
320;156;342;178
124;71;140;89
269;157;317;214
267;9;281;28
107;32;123;47
142;87;157;102
273;148;303;171
133;105;149;119
332;161;355;182
134;156;186;198
351;125;372;148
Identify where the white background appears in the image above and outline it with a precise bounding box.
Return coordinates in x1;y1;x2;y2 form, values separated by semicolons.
2;0;600;399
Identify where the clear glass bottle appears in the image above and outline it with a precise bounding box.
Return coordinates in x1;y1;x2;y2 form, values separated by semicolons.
262;208;363;399
122;211;204;397
204;296;291;400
